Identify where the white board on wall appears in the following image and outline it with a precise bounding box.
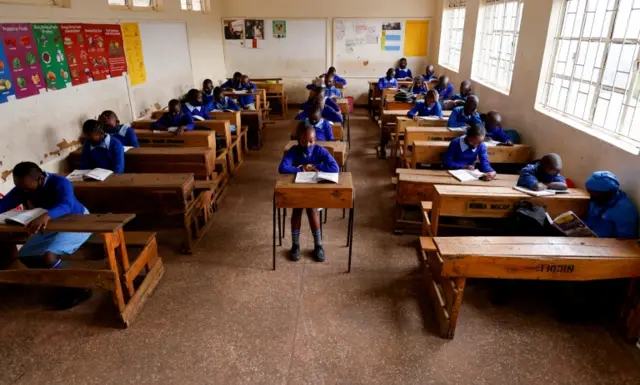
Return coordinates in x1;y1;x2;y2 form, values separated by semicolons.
222;19;327;78
333;18;430;78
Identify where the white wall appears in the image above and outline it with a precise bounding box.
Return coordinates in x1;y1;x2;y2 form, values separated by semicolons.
0;0;225;193
431;0;640;205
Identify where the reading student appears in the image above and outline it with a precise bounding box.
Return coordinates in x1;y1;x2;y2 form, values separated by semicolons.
410;76;428;95
444;124;496;181
80;119;125;174
325;66;346;86
183;88;212;121
323;74;343;98
584;171;639;239
433;75;455;101
238;75;257;110
395;57;412;80
300;98;334;141
482;110;513;144
221;71;242;90
407;89;443;120
378;68;399;89
212;86;241;112
202;78;215;112
298;86;343;124
424;64;437;82
99;110;139;148
448;95;482;129
278;123;339;262
151;99;194;134
516;153;567;191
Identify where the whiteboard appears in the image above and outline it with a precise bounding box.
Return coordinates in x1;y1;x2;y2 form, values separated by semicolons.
333;18;430;78
223;19;327;78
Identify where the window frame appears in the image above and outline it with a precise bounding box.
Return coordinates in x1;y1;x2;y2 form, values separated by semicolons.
0;0;67;6
439;0;467;72
108;0;162;11
181;0;207;12
471;0;524;93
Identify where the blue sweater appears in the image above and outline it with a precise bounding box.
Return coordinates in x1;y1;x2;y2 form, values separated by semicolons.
434;83;455;100
485;125;511;143
80;134;125;174
332;74;347;85
395;68;412;79
0;173;87;220
448;106;482;129
452;93;469;102
311;119;334;141
325;86;343;98
412;85;428;95
378;77;398;90
296;98;343;124
238;82;257;107
220;80;241;89
407;101;443;118
585;191;639;239
151;112;195;131
202;91;214;112
183;103;211;121
444;136;494;173
423;74;438;82
278;144;339;174
212;97;240;112
107;124;139;148
516;163;566;190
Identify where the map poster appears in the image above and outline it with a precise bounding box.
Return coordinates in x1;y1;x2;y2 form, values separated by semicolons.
59;24;91;85
0;23;46;99
121;23;146;86
103;24;127;78
83;24;110;81
32;23;71;91
0;43;16;103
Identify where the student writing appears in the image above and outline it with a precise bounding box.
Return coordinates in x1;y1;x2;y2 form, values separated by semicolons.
183;89;212;121
99;110;139;148
584;171;639;238
324;66;346;86
423;64;437;82
482;111;513;144
238;75;257;110
80;119;125;173
407;89;443;120
433;75;455;101
378;68;399;89
444;124;496;181
151;99;195;134
221;72;242;90
516;153;567;191
410;76;428;95
448;95;482;129
395;58;412;80
452;80;472;103
299;98;334;141
212;87;241;113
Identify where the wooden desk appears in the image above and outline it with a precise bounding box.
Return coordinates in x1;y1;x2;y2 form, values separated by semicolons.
393;117;449;162
0;214;163;327
421;236;640;339
283;141;347;169
131;128;216;149
231;110;264;150
386;100;415;110
253;82;286;116
411;141;531;168
401;127;462;168
244;77;282;83
289;121;345;142
427;185;590;236
336;98;351;148
273;173;355;272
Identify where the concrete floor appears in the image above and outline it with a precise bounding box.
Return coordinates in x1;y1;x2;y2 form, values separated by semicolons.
1;110;639;385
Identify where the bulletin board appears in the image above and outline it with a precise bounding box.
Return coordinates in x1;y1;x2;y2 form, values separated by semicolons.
222;18;327;78
333;18;431;77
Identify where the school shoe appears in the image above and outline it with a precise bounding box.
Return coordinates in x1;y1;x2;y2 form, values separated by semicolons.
313;245;325;262
290;244;301;262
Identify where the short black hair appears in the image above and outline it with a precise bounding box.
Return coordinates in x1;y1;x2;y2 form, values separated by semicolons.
466;123;486;138
400;57;407;62
82;119;104;135
233;71;242;78
213;86;223;97
296;120;314;139
305;94;324;116
100;110;117;120
186;88;200;101
13;161;42;179
327;66;336;74
203;78;213;86
168;99;181;109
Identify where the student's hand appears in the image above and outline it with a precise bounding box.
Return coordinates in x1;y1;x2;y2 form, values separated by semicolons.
481;172;497;181
26;213;51;235
466;166;475;171
412;115;420;121
504;141;514;146
533;183;547;191
303;164;317;172
548;182;568;191
175;126;186;136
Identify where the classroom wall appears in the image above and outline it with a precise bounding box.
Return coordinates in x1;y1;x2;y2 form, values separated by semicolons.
0;0;225;194
431;0;640;206
220;0;439;103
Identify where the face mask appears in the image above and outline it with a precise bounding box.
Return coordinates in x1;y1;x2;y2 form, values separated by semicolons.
191;100;202;107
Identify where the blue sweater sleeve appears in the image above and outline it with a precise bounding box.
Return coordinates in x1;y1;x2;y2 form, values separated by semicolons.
278;148;301;174
517;165;539;189
407;69;413;79
377;78;385;90
447;108;464;128
325;97;340;112
80;143;91;169
228;98;240;111
612;202;640;239
111;140;125;174
325;123;335;141
183;114;195;131
407;103;420;118
433;102;443;118
0;188;21;214
47;178;75;220
443;141;469;170
334;75;347;85
125;127;139;148
323;107;343;124
488;127;510;143
220;80;233;88
315;147;340;173
477;144;494;173
442;83;454;100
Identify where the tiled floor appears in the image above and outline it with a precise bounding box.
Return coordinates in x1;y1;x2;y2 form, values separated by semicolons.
1;110;639;385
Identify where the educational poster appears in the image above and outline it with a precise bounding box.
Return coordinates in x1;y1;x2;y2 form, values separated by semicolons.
121;23;146;86
381;22;402;52
365;26;379;45
0;24;46;99
0;44;16;103
404;20;430;57
335;20;345;41
103;24;127;78
83;24;110;81
32;24;71;91
59;24;91;85
245;19;264;49
273;20;286;39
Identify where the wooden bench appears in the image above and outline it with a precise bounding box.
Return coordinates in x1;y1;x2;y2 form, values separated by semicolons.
392;116;449;162
289;121;345;142
283;140;347;170
411;141;531;169
421;236;640;339
210;110;249;153
0;214;163;327
400;127;463;168
254;81;286;117
130;126;216;150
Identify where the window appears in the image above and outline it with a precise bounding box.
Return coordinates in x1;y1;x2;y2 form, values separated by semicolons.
472;0;524;92
181;0;205;12
108;0;159;9
0;0;66;5
439;0;467;71
541;0;640;146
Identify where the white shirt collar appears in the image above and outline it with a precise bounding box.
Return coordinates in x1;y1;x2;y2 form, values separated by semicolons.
116;124;130;137
459;136;477;153
90;134;111;151
185;102;200;112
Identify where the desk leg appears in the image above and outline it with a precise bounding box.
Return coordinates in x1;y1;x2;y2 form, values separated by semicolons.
103;232;126;311
347;206;355;273
430;199;441;237
324;208;328;224
277;208;282;246
282;208;286;237
273;194;276;271
347;113;351;149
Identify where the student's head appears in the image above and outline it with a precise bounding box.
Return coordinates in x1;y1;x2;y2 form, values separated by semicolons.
241;74;250;85
232;71;242;83
386;68;394;79
187;88;203;105
438;75;449;89
586;171;620;206
327;66;337;76
539;153;563;178
413;76;424;87
464;95;479;115
168;99;182;115
296;122;317;148
99;110;118;129
399;58;407;69
213;86;224;101
425;64;435;77
305;96;324;123
465;124;486;149
12;161;45;192
309;85;324;100
425;89;439;106
485;110;501;127
203;79;214;94
460;80;472;97
82;119;105;146
324;74;335;88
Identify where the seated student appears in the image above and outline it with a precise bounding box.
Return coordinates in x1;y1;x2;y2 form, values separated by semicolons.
211;86;241;114
183;89;211;122
221;71;242;90
584;171;639;239
482;110;513;144
410;76;428;95
448;95;482;129
517;153;567;191
324;74;343;98
0;162;92;308
80;119;124;173
238;75;257;110
325;66;346;86
408;89;443;120
423;64;437;82
298;86;343;124
444;124;496;181
202;78;215;112
299;99;334;141
433;75;455;101
278;123;339;262
151;99;195;134
99;110;139;148
395;57;413;80
452;80;473;103
378;68;399;89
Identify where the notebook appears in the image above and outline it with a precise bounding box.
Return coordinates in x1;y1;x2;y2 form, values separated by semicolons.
192;115;205;121
0;208;48;226
513;186;569;197
418;116;442;121
448;125;468;132
448;169;485;182
294;172;339;184
67;168;113;182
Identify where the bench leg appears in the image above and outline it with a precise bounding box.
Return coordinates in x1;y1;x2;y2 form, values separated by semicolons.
447;278;466;339
102;232;126;312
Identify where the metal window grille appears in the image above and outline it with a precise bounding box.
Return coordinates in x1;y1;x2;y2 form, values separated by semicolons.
439;0;467;71
181;0;204;11
108;0;156;8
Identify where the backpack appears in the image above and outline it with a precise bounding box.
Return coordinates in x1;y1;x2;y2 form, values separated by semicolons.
394;90;414;102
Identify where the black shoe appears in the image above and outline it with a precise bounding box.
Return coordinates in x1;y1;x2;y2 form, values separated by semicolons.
313;245;325;262
51;288;93;310
290;244;301;261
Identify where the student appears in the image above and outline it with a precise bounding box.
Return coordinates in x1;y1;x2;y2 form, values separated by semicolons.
221;72;242;90
80;119;125;173
202;78;215;112
211;87;241;113
433;75;455;101
378;68;399;89
325;66;346;86
423;64;437;82
448;95;482;129
99;110;139;148
584;171;639;238
410;76;428;95
298;86;343;124
278;123;339;262
151;99;195;134
324;74;343;98
395;57;413;80
183;89;212;121
407;89;443;119
443;124;496;181
299;98;334;141
482;110;513;144
0;162;92;308
238;75;257;110
516;153;567;191
452;80;473;103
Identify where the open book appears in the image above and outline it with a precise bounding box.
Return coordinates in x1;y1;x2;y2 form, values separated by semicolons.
448;169;485;183
123;146;134;152
67;168;113;182
418;116;442;121
295;172;339;184
513;185;570;197
448;125;468;132
0;208;47;226
548;211;597;237
192;115;205;121
212;109;237;113
232;90;248;94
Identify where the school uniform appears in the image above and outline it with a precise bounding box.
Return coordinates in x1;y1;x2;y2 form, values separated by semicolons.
434;83;455;100
297;98;344;123
238;82;257;109
332;74;347;85
202;90;215;112
395;68;413;79
220;80;241;89
107;124;139;148
151;112;195;131
80;134;125;174
444;136;494;173
407;101;443;118
452;93;469;102
423;74;438;82
212;97;240;112
308;119;334;141
447;106;482;129
378;77;398;90
516;163;566;190
0;173;91;262
183;102;211;121
411;85;428;95
584;171;639;238
485;125;511;143
324;86;343;98
278;144;339;174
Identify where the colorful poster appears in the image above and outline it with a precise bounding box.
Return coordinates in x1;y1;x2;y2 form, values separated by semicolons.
0;24;46;99
59;24;91;86
103;24;127;78
83;24;109;81
32;24;71;91
121;23;146;86
404;20;430;57
0;44;16;103
273;20;286;39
